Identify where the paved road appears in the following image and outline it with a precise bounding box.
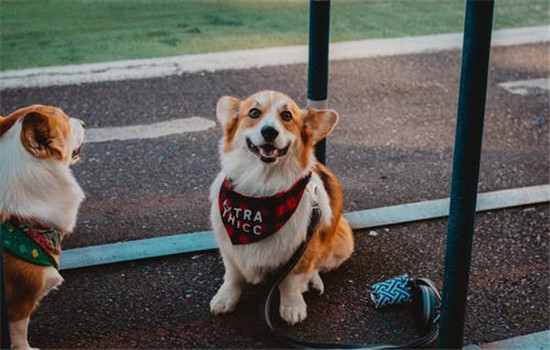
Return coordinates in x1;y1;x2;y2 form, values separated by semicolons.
0;43;548;348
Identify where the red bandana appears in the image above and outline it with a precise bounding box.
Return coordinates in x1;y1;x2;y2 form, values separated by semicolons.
218;173;312;245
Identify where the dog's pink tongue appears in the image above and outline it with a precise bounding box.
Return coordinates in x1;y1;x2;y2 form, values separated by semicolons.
259;145;277;158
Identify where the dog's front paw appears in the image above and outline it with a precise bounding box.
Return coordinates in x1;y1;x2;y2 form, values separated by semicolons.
210;286;241;315
279;298;307;325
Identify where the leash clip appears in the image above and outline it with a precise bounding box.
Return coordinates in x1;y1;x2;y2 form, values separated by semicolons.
306;181;319;209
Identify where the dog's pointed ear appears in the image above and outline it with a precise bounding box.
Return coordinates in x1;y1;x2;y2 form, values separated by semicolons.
302;108;339;142
216;96;241;127
21;111;66;161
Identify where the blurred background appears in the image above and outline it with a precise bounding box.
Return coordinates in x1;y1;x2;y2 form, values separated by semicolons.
1;0;548;70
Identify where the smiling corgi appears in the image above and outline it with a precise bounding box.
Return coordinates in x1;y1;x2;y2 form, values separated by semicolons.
0;105;85;349
210;90;354;325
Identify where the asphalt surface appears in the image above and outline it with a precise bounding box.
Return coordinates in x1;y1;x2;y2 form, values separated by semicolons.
0;43;548;348
24;206;550;348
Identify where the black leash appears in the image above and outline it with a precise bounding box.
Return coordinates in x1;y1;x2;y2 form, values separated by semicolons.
260;206;440;349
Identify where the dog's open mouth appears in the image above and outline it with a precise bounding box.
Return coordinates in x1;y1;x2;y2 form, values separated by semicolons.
246;138;290;163
71;145;82;161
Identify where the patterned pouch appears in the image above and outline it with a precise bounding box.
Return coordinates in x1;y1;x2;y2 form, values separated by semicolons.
370;274;412;309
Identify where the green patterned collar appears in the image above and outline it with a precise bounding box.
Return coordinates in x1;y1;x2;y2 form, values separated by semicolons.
1;220;64;269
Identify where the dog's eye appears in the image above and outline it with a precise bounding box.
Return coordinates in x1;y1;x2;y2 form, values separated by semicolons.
248;108;262;119
281;111;293;121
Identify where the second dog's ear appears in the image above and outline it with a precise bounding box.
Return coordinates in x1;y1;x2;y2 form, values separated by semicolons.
216;96;241;127
302;108;339;142
21;111;66;161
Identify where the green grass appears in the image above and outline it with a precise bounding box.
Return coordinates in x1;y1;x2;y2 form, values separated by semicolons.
0;0;548;70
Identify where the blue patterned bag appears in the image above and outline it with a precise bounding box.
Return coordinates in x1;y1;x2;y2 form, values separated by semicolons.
370;274;412;309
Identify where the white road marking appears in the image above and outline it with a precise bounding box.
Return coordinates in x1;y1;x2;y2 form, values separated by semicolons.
498;77;549;95
85;117;216;143
0;26;548;90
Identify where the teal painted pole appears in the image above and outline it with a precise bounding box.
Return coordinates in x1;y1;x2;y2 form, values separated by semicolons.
438;0;495;348
308;0;330;164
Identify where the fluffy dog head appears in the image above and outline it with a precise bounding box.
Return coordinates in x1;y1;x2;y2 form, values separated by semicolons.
216;90;338;171
0;105;85;231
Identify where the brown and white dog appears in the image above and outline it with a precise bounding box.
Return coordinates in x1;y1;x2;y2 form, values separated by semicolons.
210;90;354;324
0;105;85;349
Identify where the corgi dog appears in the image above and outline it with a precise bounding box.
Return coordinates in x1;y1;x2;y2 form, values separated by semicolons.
0;105;85;349
210;90;354;325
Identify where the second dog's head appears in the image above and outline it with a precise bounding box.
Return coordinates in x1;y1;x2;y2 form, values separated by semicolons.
216;90;338;169
0;105;85;166
0;105;86;230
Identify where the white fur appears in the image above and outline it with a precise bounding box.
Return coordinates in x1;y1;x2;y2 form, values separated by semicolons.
245;96;295;152
41;267;64;298
9;318;31;350
279;272;310;324
0;121;85;232
210;91;334;324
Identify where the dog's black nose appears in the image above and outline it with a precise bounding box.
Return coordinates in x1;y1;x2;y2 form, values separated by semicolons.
261;126;279;142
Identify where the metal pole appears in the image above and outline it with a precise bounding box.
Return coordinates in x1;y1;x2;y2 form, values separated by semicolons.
307;0;331;164
1;246;10;349
438;1;495;348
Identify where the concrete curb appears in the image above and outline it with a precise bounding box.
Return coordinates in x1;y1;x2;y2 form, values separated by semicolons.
1;26;548;90
464;330;549;350
60;184;550;270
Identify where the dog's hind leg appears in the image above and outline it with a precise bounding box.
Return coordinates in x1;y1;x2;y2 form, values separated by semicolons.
4;253;55;350
9;317;32;350
309;270;324;295
320;217;354;272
